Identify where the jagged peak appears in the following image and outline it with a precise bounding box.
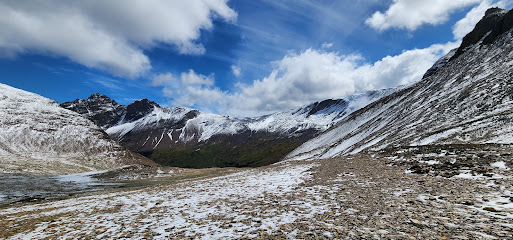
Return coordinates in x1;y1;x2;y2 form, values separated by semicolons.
87;93;111;100
485;7;508;17
452;7;512;60
62;93;118;107
129;98;160;108
125;99;160;122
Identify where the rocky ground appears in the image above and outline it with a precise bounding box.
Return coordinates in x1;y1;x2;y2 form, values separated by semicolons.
1;148;512;239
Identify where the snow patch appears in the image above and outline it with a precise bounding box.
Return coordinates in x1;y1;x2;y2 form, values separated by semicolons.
491;161;509;170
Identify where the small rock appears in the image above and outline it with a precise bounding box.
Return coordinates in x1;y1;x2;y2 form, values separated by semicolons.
410;219;420;224
483;207;499;212
409;218;424;228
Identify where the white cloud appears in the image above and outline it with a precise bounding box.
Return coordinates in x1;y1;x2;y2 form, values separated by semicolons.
180;69;214;86
0;0;237;78
366;0;482;31
172;86;228;111
157;42;458;116
231;65;241;77
230;43;458;114
153;69;226;111
151;73;176;86
321;42;334;49
176;42;207;56
452;0;507;39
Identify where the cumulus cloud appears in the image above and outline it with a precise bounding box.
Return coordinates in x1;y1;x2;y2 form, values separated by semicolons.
157;42;458;116
173;87;228;111
181;69;215;86
152;70;227;111
452;0;507;39
151;73;175;87
229;43;458;114
231;65;241;77
366;0;481;31
0;0;236;78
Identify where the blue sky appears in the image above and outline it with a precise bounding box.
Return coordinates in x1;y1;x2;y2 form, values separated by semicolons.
1;0;511;116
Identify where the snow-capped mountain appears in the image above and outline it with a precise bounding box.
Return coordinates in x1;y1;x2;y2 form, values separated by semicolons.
60;93;127;129
63;89;394;167
105;89;393;150
287;8;513;160
0;83;154;175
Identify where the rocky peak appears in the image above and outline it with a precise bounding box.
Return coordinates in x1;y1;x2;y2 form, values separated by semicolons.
88;93;109;99
61;93;126;129
452;7;512;60
125;99;160;122
86;93;114;103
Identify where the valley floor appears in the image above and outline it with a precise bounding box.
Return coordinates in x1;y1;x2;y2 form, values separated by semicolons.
1;153;512;239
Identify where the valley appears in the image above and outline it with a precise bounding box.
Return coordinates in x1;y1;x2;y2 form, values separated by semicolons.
62;89;393;168
1;4;513;240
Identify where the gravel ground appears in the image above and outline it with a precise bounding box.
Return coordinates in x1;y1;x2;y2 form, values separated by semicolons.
1;153;512;239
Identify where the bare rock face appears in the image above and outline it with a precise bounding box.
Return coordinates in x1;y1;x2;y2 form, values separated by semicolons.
125;99;159;123
453;7;512;60
0;83;154;175
60;93;126;129
288;8;513;161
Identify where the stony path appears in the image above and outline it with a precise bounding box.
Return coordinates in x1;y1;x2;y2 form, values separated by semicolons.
1;154;512;239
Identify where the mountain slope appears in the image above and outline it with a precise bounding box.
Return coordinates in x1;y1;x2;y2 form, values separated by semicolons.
0;83;154;175
63;89;394;167
287;8;513;160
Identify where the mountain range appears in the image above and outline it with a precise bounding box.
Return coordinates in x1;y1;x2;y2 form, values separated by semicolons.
62;89;394;167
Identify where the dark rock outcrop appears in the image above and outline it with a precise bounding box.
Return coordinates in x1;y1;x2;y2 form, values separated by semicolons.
125;99;160;123
61;93;126;129
452;7;512;60
306;99;348;116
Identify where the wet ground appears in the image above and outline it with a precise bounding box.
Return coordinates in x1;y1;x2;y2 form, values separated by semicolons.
0;165;241;207
0;173;125;206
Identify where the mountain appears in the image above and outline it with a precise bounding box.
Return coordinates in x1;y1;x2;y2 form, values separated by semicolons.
287;8;513;160
62;89;394;168
60;93;126;129
0;83;155;175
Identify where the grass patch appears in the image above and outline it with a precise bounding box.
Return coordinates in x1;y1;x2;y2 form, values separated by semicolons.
146;137;305;168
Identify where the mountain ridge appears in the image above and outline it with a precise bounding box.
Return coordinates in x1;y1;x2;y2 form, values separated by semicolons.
287;7;513;161
63;89;395;167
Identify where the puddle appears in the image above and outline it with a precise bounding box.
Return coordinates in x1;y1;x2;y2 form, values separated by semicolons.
0;166;241;207
0;172;124;206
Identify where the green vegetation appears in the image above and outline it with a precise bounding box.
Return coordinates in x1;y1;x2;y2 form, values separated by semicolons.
146;137;305;168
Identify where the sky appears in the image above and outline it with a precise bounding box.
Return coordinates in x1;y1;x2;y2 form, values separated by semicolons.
1;0;512;117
